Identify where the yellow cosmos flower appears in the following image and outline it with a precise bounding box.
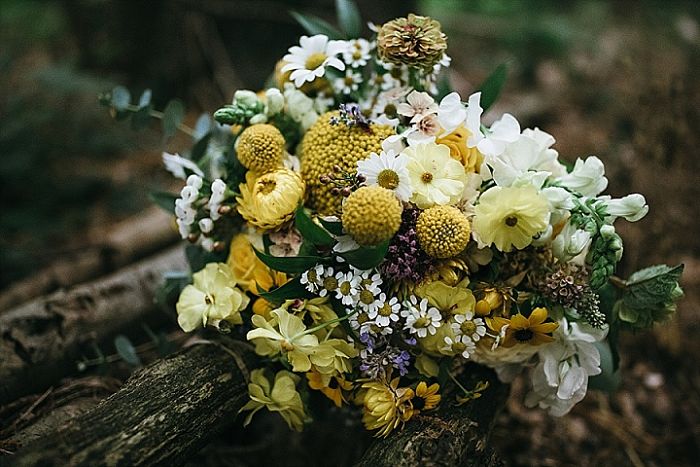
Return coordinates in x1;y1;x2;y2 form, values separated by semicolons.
487;307;559;347
176;263;250;332
236;168;305;231
412;382;441;414
240;369;308;432
435;125;484;173
361;377;415;438
306;368;353;407
404;142;467;209
472;185;550;252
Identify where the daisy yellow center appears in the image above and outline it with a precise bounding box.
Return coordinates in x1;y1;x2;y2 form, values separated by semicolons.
384;103;397;117
323;277;338;291
505;215;518;227
344;76;355;85
377;169;400;190
421;172;433;183
414;317;430;328
460;321;476;335
378;303;393;317
453;341;467;352
305;52;327;70
339;281;352;295
358;312;370;324
307;270;318;282
359;289;375;305
259;179;277;195
514;329;534;342
353;50;362;59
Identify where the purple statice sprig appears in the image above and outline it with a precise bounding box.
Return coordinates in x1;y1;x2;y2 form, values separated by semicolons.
359;332;412;379
330;103;371;131
380;208;434;283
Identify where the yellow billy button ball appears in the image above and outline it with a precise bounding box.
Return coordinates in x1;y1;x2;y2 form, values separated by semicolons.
416;205;471;259
341;186;402;246
236;123;285;174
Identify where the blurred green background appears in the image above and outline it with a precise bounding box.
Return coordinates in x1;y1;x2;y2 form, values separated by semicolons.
1;0;698;465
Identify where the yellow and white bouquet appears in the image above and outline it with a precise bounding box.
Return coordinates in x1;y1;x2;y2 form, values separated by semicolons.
105;3;683;437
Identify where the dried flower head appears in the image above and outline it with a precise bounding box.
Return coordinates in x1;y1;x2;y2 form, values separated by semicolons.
377;14;447;72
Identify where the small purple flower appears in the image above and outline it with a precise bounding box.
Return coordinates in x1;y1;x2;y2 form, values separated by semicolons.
380;208;434;282
330;103;371;130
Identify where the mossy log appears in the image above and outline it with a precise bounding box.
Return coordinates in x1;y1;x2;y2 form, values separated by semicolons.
6;339;255;467
0;246;187;406
357;364;509;467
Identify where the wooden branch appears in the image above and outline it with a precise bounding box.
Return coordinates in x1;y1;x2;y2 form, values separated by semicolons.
0;246;187;406
0;207;178;312
6;339;255;466
357;364;509;467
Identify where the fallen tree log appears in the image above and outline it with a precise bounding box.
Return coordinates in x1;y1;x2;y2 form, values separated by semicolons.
357;364;509;467
6;338;255;466
0;207;178;312
0;246;187;406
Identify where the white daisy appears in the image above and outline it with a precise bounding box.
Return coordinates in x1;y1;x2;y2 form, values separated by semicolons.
342;38;371;67
443;335;476;359
334;69;362;95
371;293;401;327
356;150;412;201
334;270;361;305
355;268;383;293
300;264;325;293
282;35;346;87
451;311;487;343
317;266;337;297
401;296;442;338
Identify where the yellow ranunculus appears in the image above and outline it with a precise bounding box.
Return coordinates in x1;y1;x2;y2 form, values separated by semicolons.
240;369;308;431
236;168;305;231
415;280;476;319
176;262;250;332
404;142;467;209
436;125;483;173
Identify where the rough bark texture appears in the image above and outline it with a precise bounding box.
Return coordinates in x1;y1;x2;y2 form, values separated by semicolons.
0;207;178;312
6;339;255;467
0;246;187;406
357;364;509;467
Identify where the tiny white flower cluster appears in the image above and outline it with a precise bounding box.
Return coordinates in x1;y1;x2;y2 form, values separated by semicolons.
175;174;203;239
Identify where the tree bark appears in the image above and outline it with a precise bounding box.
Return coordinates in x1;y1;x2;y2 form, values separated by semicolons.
356;364;509;467
0;246;187;406
6;339;255;467
0;207;178;312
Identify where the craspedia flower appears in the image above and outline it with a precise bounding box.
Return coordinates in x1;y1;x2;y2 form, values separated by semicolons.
342;186;402;246
377;14;447;72
416;205;471;259
301;111;394;214
236;169;305;231
236;124;285;174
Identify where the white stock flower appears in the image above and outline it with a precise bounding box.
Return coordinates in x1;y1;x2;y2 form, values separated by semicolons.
208;179;227;221
556;156;608;196
437;91;467;136
600;194;649;222
282;35;346;87
163;152;204;180
462;92;520;157
198;218;214;234
552;221;592;263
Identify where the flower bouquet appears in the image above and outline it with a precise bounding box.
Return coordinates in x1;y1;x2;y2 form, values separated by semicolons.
103;3;684;438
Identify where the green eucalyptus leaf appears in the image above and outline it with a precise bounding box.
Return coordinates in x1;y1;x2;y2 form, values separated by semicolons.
185;245;227;273
190;133;212;164
335;0;362;37
295;206;335;247
477;63;508;112
254;248;326;274
162;99;185;139
138;89;152;108
130;104;152;131
111;86;131;111
149;191;177;212
338;241;389;270
290;11;343;39
114;335;142;367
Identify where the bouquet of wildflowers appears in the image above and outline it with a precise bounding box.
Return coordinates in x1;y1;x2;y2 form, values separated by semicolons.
105;5;684;438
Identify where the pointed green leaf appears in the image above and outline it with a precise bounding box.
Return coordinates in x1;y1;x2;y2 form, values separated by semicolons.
295;206;335;247
477;63;508;112
114;335;142;367
162;99;185;139
335;0;362;37
319;217;344;236
259;277;314;305
254;248;326;274
290;11;343;39
338;241;389;270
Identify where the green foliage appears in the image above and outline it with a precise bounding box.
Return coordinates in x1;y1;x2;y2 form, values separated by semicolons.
295;206;335;247
335;0;362;37
114;335;142;367
258;277;315;305
290;11;343;39
162;99;185;139
477;63;508;112
254;248;326;274
338;241;389;270
616;264;684;329
319;218;344;236
155;271;191;311
185;245;227;273
588;340;621;392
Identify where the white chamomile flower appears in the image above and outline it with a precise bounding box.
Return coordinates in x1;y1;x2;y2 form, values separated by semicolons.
334;271;361;305
443;335;476;359
372;293;401;327
342;38;371;67
355;268;383;294
282;35;346;87
300;264;325;293
451;311;487;343
401;296;442;338
334;69;362;95
317;266;337;297
356;150;412;201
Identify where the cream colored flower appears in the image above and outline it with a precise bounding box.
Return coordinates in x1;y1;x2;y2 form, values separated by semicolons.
236;168;305;231
240;369;308;431
176;263;250;332
472;185;550;252
404;142;467;209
